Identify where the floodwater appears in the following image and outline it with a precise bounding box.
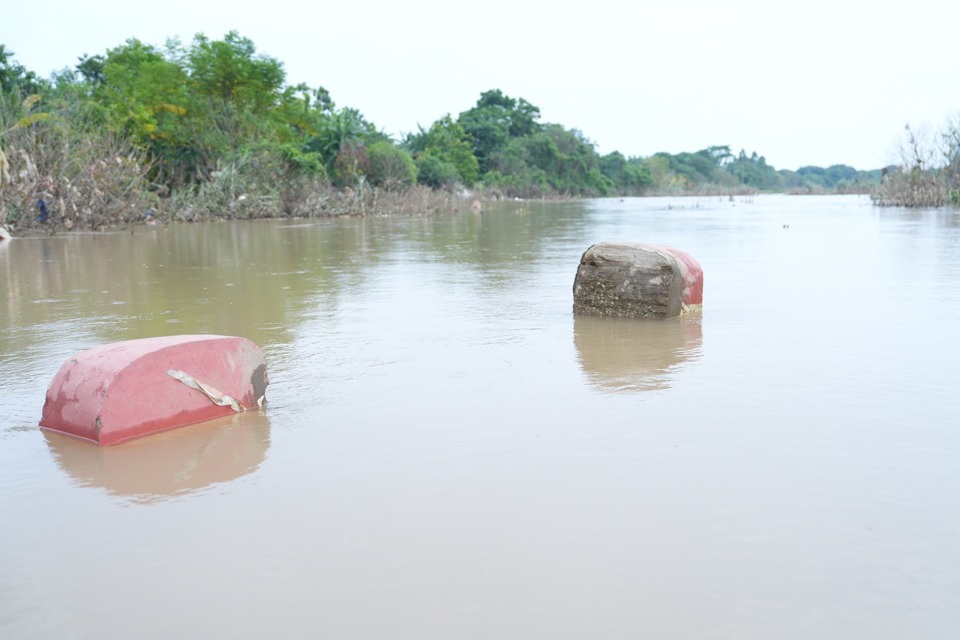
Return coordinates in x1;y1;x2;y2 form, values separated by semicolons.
1;195;959;639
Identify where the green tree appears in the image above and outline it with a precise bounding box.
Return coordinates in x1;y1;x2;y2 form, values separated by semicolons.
404;115;479;187
92;32;334;188
96;38;197;185
482;125;611;197
796;164;858;190
306;107;375;171
182;32;292;170
727;150;783;190
457;89;542;172
0;45;46;95
599;152;653;195
75;54;106;86
414;154;462;189
367;141;416;189
186;31;285;115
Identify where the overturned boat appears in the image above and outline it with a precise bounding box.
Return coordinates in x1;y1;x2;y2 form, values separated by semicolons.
40;335;268;446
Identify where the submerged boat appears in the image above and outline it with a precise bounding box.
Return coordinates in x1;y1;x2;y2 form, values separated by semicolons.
40;335;268;446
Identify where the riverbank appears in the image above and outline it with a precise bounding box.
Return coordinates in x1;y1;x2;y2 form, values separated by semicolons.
2;184;893;236
0;170;488;235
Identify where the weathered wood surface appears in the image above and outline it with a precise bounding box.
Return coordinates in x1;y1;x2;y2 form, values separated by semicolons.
573;243;703;318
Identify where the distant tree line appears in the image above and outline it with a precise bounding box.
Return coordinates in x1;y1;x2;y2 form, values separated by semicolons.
639;146;881;195
0;33;903;231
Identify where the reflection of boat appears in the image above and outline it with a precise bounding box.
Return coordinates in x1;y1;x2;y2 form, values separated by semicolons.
574;314;703;392
43;411;271;503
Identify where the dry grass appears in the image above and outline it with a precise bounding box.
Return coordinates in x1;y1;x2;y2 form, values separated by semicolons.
872;122;954;208
0;98;159;231
165;156;485;223
871;168;949;208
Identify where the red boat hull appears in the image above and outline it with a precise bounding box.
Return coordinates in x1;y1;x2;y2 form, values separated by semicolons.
40;335;268;446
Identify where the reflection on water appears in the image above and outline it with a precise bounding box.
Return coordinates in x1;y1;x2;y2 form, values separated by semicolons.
43;411;270;504
574;314;703;391
0;204;589;364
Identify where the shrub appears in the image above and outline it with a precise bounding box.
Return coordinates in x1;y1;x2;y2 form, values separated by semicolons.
872;167;947;207
415;154;461;189
367;141;416;190
331;141;370;188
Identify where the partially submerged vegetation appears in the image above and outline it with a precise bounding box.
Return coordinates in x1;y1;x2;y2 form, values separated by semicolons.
871;121;960;208
0;32;946;234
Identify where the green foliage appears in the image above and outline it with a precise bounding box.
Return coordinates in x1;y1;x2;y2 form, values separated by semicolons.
96;38;195;184
2;35;895;225
367;141;416;189
458;89;542;172
633;146;880;195
638;147;738;191
306;107;375;170
780;164;880;193
481;124;611;197
405;115;479;187
620;145;883;195
635;146;787;193
0;46;47;95
275;84;333;141
186;31;285;114
599;152;653;195
84;32;349;189
726;150;783;190
76;54;106;86
278;143;325;176
415;154;462;189
795;165;858;189
447;88;625;198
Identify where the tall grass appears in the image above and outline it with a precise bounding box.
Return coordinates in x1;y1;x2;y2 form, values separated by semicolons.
0;93;159;230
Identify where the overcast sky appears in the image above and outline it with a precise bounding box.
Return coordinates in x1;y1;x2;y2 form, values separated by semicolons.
5;0;959;171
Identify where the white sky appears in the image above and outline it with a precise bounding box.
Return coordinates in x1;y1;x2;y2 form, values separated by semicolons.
5;0;959;171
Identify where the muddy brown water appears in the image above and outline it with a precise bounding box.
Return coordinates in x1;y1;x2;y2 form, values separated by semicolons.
2;195;959;638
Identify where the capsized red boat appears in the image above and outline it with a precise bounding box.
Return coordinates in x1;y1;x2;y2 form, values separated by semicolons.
40;335;268;446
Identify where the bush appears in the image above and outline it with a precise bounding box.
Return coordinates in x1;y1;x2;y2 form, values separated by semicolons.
871;124;951;207
331;141;371;188
415;154;461;189
367;141;416;190
872;167;947;207
481;168;549;198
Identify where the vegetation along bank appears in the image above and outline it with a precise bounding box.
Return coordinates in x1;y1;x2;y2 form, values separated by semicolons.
1;33;953;232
